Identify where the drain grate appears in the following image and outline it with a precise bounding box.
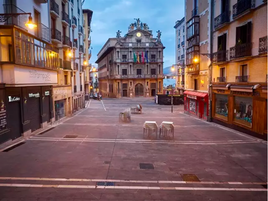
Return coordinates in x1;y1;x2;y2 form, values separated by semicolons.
64;135;78;138
104;161;110;164
3;142;26;152
181;174;200;182
139;163;154;170
96;182;115;186
38;127;55;135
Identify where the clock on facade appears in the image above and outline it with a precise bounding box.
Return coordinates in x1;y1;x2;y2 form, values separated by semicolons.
136;32;141;37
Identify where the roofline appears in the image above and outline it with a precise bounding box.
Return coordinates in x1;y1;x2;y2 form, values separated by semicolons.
83;9;93;26
174;17;185;29
97;38;117;57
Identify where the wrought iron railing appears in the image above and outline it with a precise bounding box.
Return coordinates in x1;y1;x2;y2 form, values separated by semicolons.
63;35;70;46
62;11;69;24
78;25;83;34
51;29;61;41
214;12;229;29
50;0;59;15
72;16;77;26
217;77;226;82
186;65;199;74
233;0;255;18
63;60;71;70
212;50;228;62
73;39;78;48
230;43;251;59
259;36;267;54
79;45;83;53
236;75;248;82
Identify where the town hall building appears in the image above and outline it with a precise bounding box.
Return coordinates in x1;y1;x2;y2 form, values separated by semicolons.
96;18;165;98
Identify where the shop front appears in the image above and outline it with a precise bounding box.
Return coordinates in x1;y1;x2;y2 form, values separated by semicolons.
53;86;72;121
184;91;208;120
212;84;267;139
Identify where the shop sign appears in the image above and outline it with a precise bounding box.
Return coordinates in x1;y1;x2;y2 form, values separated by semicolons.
14;67;57;84
187;95;197;100
0;100;7;130
231;91;252;96
8;96;20;102
45;91;50;96
29;93;40;98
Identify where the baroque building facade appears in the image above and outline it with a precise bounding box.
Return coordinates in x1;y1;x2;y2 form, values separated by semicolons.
96;19;164;98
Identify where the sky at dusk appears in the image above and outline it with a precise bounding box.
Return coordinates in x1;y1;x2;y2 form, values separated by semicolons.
83;0;185;68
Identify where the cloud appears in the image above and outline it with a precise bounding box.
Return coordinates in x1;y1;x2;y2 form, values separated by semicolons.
83;0;185;67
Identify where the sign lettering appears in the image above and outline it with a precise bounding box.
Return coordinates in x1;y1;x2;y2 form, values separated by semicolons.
8;96;20;102
29;93;40;98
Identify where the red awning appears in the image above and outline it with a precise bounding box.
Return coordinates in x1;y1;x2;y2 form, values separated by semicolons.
184;91;208;98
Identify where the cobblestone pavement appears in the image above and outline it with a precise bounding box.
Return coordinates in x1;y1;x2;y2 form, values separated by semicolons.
0;98;266;201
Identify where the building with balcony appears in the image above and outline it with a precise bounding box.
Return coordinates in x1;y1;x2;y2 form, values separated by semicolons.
49;0;85;119
96;19;164;98
184;0;211;120
0;0;56;144
83;9;93;98
174;17;186;94
211;0;267;138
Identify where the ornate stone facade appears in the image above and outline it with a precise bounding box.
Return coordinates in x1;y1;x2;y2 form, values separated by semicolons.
96;18;165;98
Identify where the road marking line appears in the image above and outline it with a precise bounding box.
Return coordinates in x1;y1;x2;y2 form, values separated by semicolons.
0;177;266;185
28;137;257;145
0;183;265;191
100;100;106;111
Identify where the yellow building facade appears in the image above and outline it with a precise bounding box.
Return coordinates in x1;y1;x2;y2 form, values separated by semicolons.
211;0;267;138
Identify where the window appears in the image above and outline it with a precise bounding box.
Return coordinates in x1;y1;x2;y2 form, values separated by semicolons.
117;65;119;74
234;96;253;127
194;79;198;90
122;83;128;89
236;22;251;45
220;67;225;77
158;64;161;74
158;51;161;58
159;81;161;92
179;30;180;36
122;69;127;75
151;69;156;75
117;51;119;58
215;94;228;119
64;75;68;85
122;54;127;61
240;64;247;76
137;69;142;75
151;54;156;62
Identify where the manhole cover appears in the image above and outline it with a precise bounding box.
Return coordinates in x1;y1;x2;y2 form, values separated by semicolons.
64;135;78;138
181;174;200;182
139;163;154;170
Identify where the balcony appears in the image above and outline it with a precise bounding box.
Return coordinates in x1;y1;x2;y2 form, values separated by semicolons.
62;11;69;26
233;0;255;19
63;60;71;70
62;35;70;47
214;12;229;30
72;16;77;28
79;45;84;53
74;85;77;93
236;75;249;82
78;25;83;35
212;50;228;63
217;77;226;82
192;7;198;17
230;43;251;59
50;0;59;17
186;66;199;75
74;63;78;71
73;39;78;49
259;36;267;54
51;29;61;43
150;58;157;62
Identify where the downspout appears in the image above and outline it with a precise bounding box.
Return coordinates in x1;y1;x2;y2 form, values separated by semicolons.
209;0;214;122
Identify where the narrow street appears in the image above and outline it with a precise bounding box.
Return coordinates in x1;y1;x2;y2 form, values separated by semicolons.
0;98;266;201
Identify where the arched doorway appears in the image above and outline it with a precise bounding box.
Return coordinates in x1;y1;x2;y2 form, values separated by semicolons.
135;83;144;97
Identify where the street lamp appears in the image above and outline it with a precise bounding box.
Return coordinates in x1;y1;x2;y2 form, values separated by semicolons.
25;16;37;29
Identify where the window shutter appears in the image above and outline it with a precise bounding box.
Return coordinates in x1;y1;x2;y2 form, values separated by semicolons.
246;21;252;43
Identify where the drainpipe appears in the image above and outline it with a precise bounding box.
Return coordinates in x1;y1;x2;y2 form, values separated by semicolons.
208;0;214;122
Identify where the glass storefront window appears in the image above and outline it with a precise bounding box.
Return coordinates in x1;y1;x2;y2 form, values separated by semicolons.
234;96;253;127
189;99;196;113
215;94;228;118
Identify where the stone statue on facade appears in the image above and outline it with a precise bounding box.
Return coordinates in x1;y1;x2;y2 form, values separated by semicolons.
116;30;121;39
143;23;149;31
134;18;141;28
128;23;135;32
156;30;161;41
